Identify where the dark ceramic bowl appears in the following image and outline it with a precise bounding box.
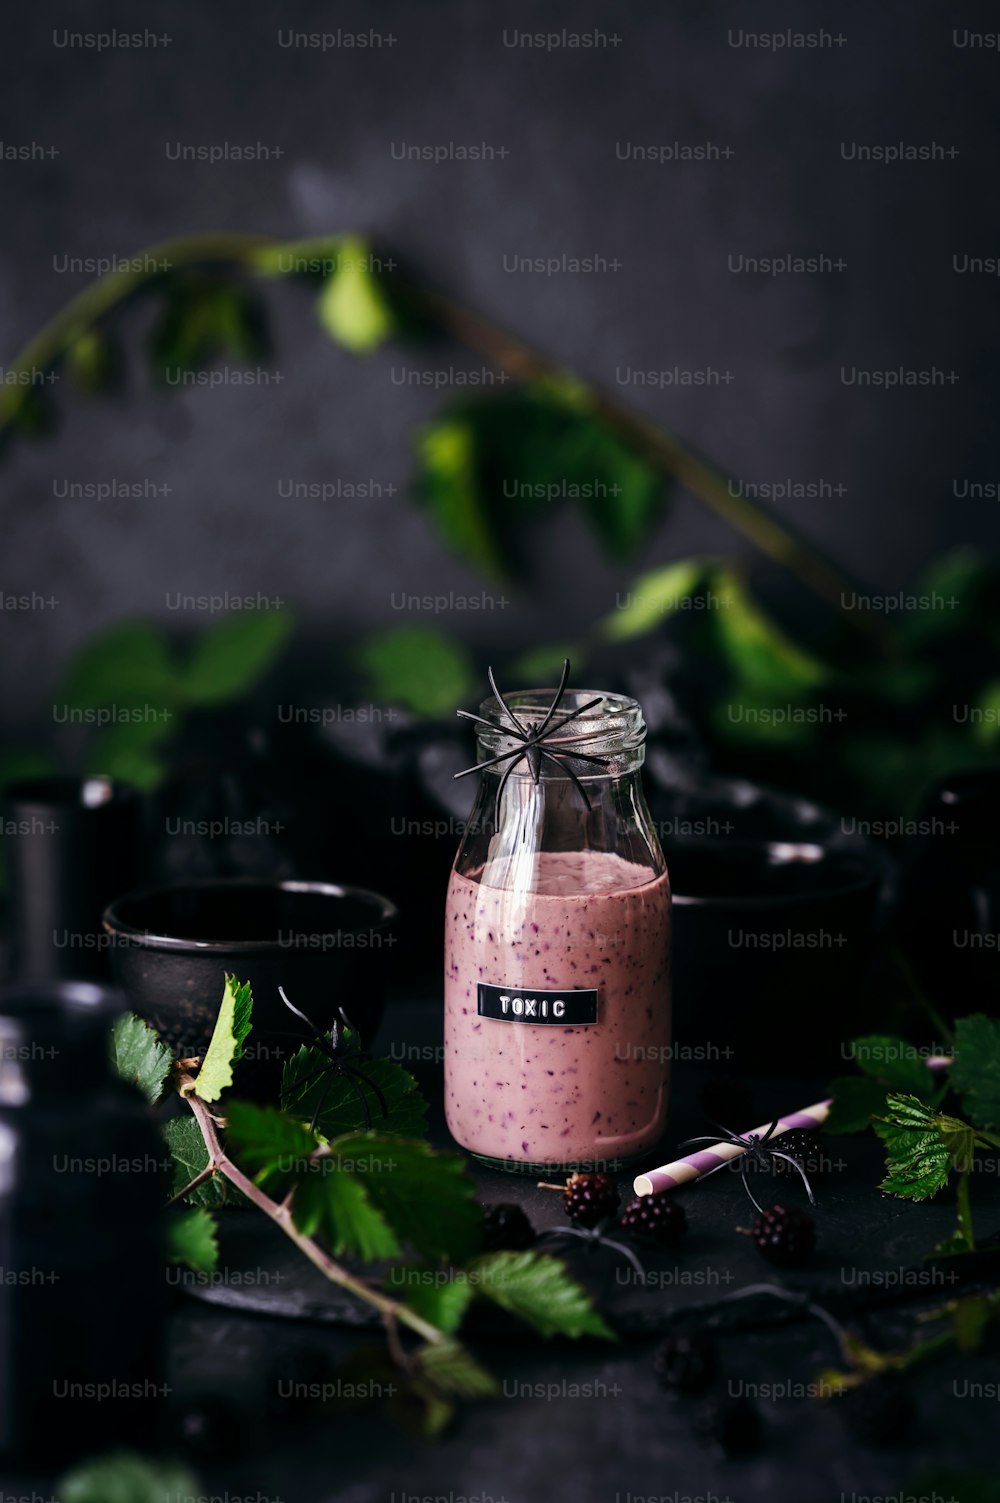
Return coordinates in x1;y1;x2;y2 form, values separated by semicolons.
668;839;882;1073
103;880;397;1085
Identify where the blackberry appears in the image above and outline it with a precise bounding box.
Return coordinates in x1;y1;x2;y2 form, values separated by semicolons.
746;1203;816;1266
563;1172;619;1227
482;1202;536;1251
843;1375;913;1447
653;1331;717;1394
619;1192;687;1247
771;1129;828;1181
694;1395;760;1456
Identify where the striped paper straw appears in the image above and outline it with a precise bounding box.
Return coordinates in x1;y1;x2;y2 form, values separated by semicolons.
633;1097;832;1197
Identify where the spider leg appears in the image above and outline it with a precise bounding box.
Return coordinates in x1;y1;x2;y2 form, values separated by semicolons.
493;751;525;823
680;1134;743;1149
278;987;325;1039
308;1069;336;1135
345;1062;389;1120
769;1151;817;1207
530;658;571;740
280;1060;333;1098
740;1160;766;1216
759;1119;781;1145
453;744;526;780
539;747;593;811
456;710;527;740
341;1067;373;1129
488;665;529;737
534;695;605;743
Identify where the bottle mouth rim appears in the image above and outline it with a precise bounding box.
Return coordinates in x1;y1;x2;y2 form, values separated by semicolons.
475;687;646;763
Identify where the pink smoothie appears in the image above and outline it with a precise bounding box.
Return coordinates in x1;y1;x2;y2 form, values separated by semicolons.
444;849;671;1168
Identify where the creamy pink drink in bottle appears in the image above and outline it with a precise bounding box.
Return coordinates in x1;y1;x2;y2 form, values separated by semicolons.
444;673;670;1171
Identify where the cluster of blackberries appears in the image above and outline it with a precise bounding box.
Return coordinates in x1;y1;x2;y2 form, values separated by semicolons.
481;1171;688;1252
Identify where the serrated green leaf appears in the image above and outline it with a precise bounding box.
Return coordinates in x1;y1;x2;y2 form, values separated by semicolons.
282;1042;428;1140
167;1206;218;1273
148;278;268;382
825;1075;890;1134
110;1012;173;1104
875;1093;971;1200
225;1100;318;1187
182;611;293;705
468;1251;615;1339
952;1014;1000;1130
333;1133;480;1263
316;238;395;353
195;974;253;1102
162;1116;245;1208
57;1451;200;1503
600;558;707;643
356;624;476;719
416;1338;498;1397
291;1159;402;1261
394;1276;475;1336
60;621;177;709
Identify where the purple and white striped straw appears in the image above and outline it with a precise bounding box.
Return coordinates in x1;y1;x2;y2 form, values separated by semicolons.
633;1097;832;1197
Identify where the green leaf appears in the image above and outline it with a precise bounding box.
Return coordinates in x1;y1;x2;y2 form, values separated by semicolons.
388;1383;454;1439
167;1207;218;1273
182;610;293;705
875;1093;975;1200
711;686;823;749
85;714;174;791
972;682;1000;745
825;1075;891;1135
225;1100;319;1187
110;1012;173;1104
60;621;177;709
163;1116;245;1208
600;558;708;643
468;1251;615;1339
416;1338;498;1397
57;1451;200;1503
903;1471;1000;1503
506;643;582;684
355;625;476;719
291;1159;402;1261
934;1170;975;1256
952;1014;1000;1130
850;1034;942;1100
954;1296;993;1353
897;547;998;648
394;1276;475;1336
281;1042;429;1140
148;278;268;381
2;383;55;436
316;238;395;353
711;568;830;694
65;327;117;395
332;1134;480;1263
195;975;253;1102
414;417;507;578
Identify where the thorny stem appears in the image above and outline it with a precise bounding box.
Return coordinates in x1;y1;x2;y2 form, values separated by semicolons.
0;231;878;637
180;1087;448;1349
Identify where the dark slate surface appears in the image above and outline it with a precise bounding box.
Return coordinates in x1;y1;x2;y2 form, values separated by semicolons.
157;998;1000;1502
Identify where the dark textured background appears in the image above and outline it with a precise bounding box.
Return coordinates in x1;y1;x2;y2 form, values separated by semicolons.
1;0;999;731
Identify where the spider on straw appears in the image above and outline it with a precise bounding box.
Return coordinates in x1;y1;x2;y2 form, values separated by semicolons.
276;986;388;1135
679;1119;818;1216
453;659;612;823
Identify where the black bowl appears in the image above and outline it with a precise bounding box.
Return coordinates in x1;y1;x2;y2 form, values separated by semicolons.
103;880;397;1088
668;839;882;1073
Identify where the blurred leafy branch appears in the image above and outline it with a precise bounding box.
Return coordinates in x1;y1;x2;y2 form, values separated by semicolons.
1;232;998;822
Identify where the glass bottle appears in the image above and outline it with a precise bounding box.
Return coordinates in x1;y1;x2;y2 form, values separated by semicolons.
444;686;670;1171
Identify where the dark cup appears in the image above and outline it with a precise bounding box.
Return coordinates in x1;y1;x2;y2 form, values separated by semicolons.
4;775;140;982
103;879;398;1093
669;839;882;1073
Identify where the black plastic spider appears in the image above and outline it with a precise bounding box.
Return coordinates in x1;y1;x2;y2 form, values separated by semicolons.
453;659;612;822
536;1220;647;1279
679;1119;817;1216
276;986;388;1134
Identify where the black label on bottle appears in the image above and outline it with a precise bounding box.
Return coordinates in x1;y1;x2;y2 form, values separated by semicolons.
477;983;599;1026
